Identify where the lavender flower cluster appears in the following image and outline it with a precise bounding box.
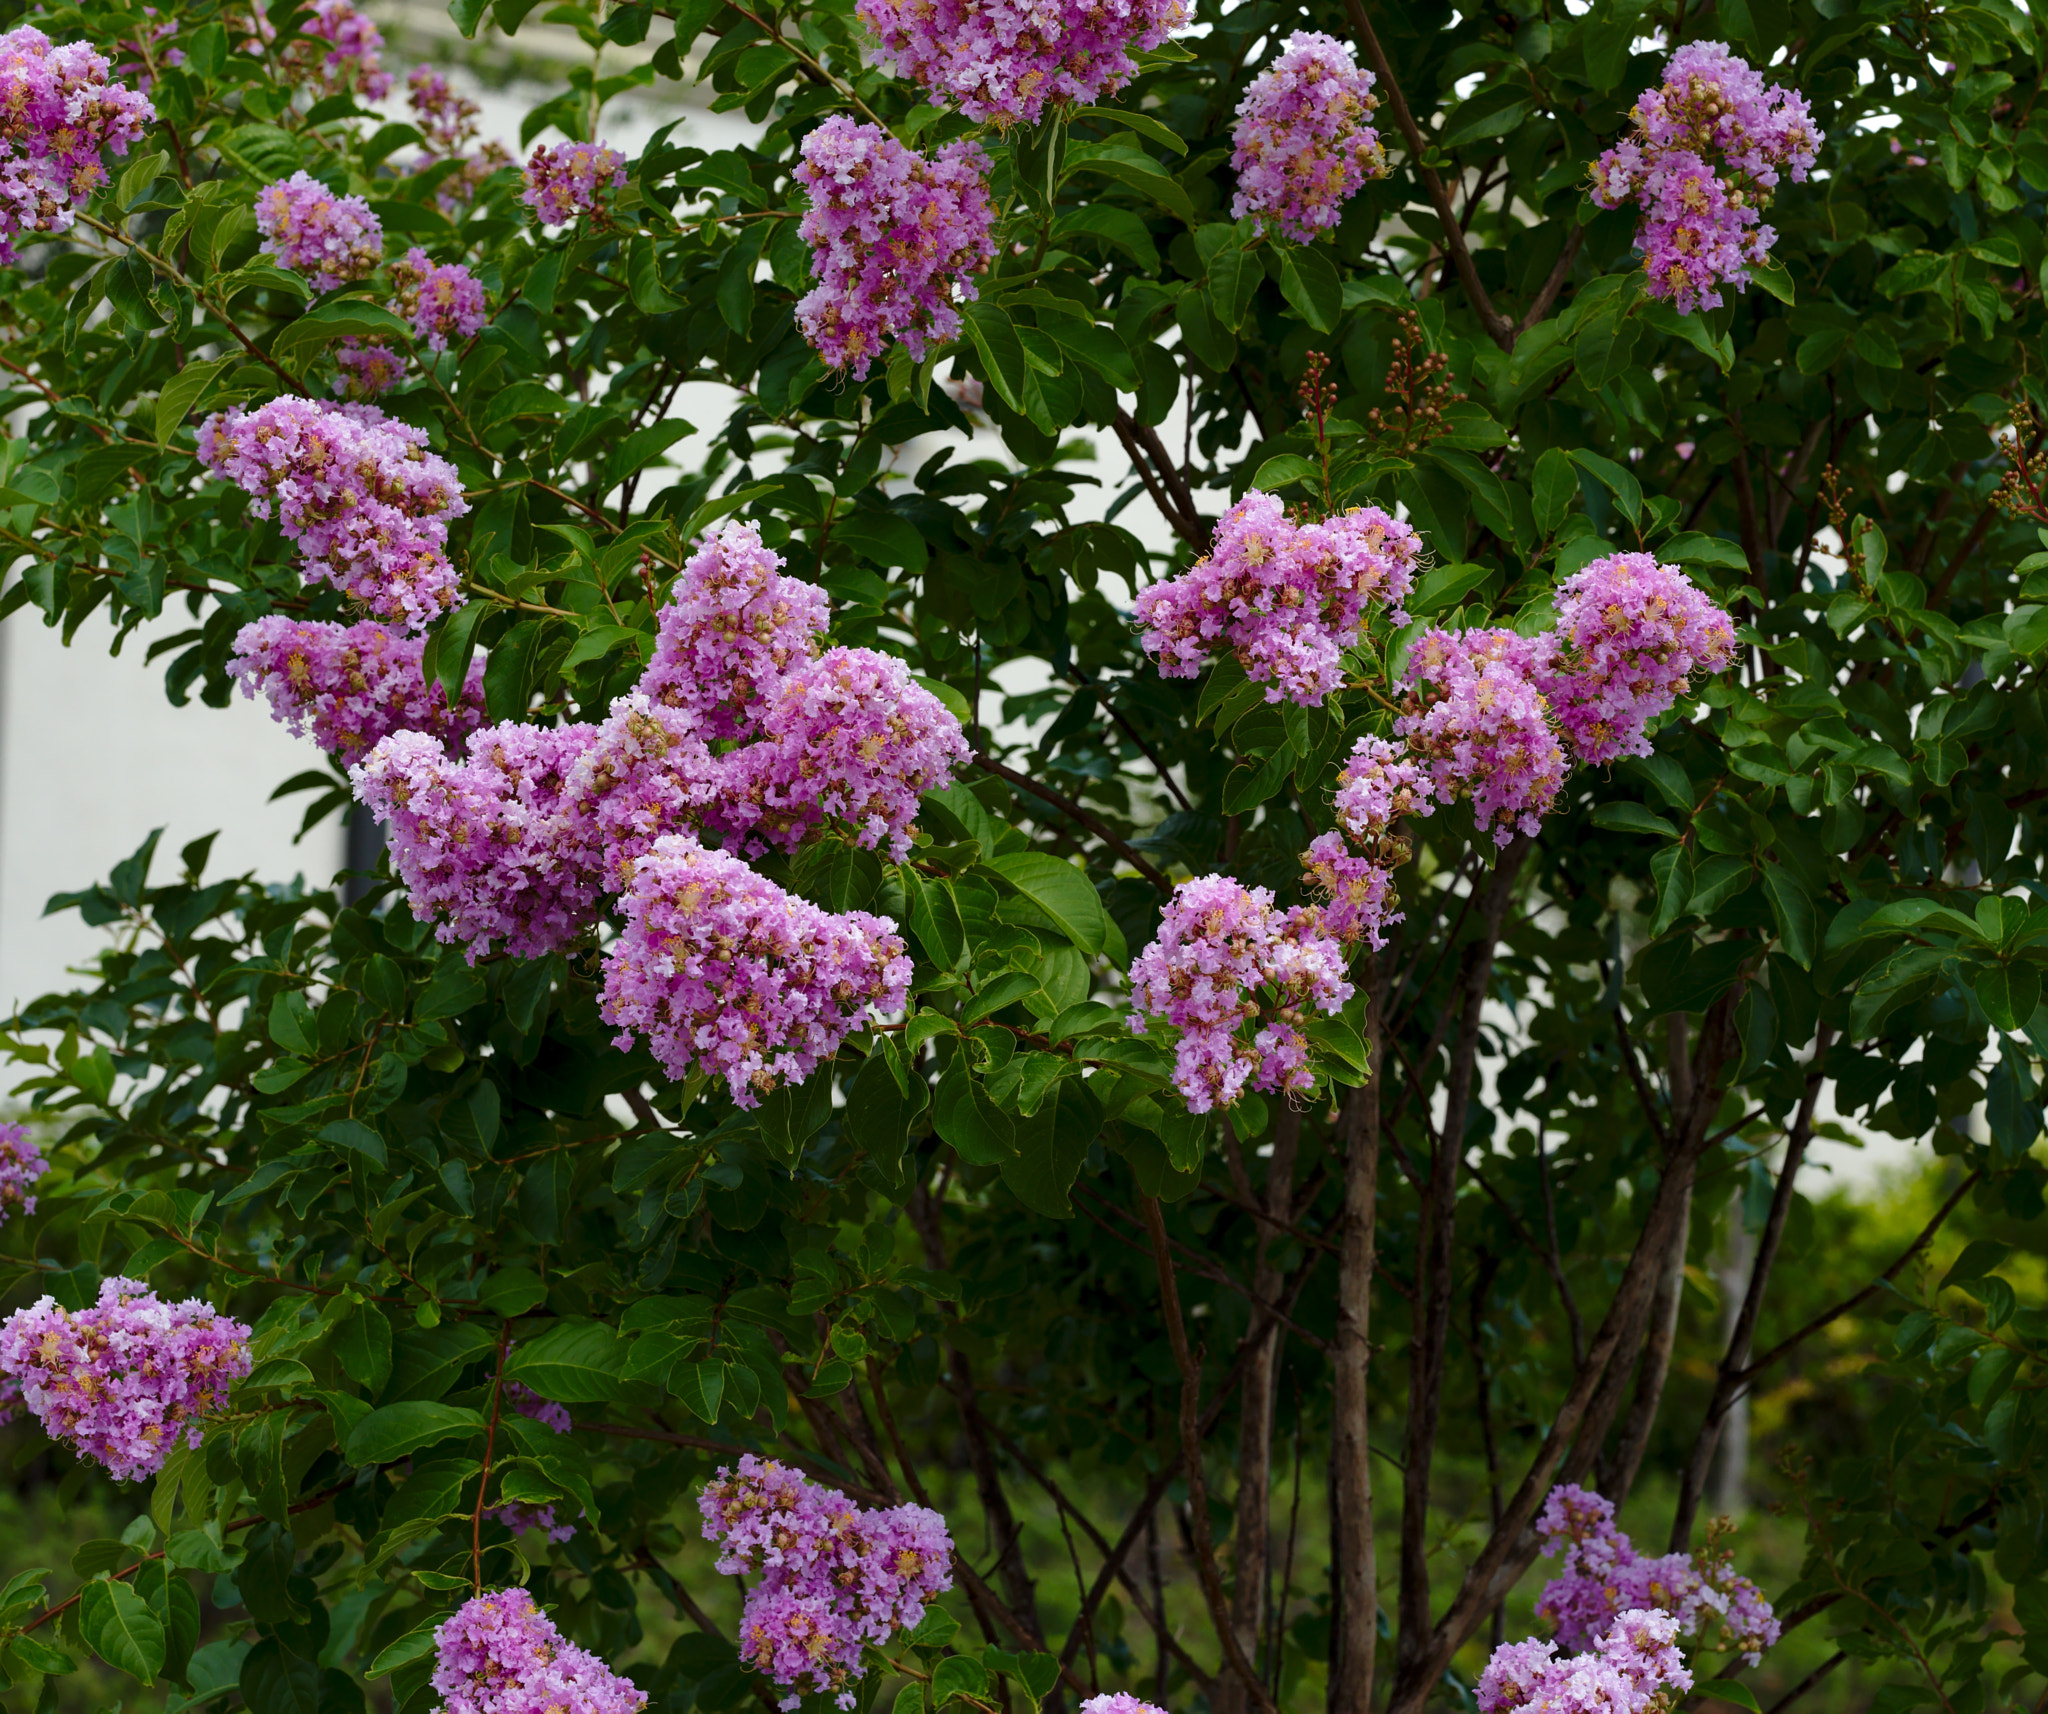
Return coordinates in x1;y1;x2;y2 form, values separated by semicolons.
388;244;488;351
1535;1483;1780;1665
1590;42;1819;313
345;523;961;1099
522;140;629;226
1230;31;1387;244
1399;625;1570;845
795;117;998;381
255;170;384;291
856;0;1187;129
281;0;393;102
433;1587;646;1714
197;396;470;629
700;1456;953;1709
0;27;156;266
1134;491;1421;706
1479;1606;1693;1714
602;836;913;1107
1129;874;1354;1111
408;68;512;215
0;1278;252;1482
1079;1699;1170;1714
0;1121;47;1224
228;615;486;761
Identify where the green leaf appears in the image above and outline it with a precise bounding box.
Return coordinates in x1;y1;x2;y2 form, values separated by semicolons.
934;1059;1016;1165
1591;802;1678;837
367;1625;440;1677
1408;560;1492;615
1761;865;1816;969
962;299;1029;413
1253;453;1321;492
1977;963;2043;1034
1696;1680;1763;1713
504;1318;625;1402
81;1578;165;1684
345;1400;485;1465
671;1359;726;1423
1061;144;1197;223
1532;446;1577;536
1747;261;1796;304
1072;105;1187;154
987;852;1109;954
240;1638;320;1714
1278;246;1342;332
155;357;238;444
1567;448;1643;529
271;299;414;374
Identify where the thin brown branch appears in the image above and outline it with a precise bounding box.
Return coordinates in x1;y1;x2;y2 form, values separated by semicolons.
1336;0;1515;351
1139;1192;1279;1714
974;749;1174;893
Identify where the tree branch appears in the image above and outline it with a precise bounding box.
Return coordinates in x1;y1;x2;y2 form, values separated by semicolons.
973;749;1174;893
1336;0;1516;351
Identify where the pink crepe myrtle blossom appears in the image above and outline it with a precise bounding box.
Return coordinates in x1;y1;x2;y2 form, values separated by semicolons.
1231;31;1387;243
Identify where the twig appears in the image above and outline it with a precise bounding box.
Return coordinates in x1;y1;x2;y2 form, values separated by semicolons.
472;1329;512;1593
1138;1193;1279;1714
973;749;1173;892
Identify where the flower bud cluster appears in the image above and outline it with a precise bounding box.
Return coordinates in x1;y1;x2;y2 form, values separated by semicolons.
1590;41;1819;313
795;117;997;380
229;616;486;761
432;1587;646;1714
0;1122;47;1224
0;27;156;265
1534;1483;1779;1667
1134;490;1420;706
699;1457;954;1708
255;171;384;291
1230;32;1386;243
0;1278;252;1482
197;397;470;629
1129;874;1354;1111
408;68;512;215
855;0;1186;129
522;140;628;226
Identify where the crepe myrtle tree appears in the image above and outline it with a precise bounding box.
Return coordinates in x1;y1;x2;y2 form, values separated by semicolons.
0;0;2044;1711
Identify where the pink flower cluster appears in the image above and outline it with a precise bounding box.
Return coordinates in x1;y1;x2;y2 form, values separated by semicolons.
1296;733;1432;952
1079;1699;1169;1714
197;397;469;629
1129;875;1353;1112
0;1121;46;1224
602;836;913;1107
1536;1484;1780;1667
639;520;832;741
334;339;405;399
856;0;1186;129
795;117;997;380
355;521;963;967
408;68;511;215
700;1457;953;1709
388;245;488;351
1135;492;1420;706
0;1278;252;1482
254;171;384;291
284;0;393;101
229;616;486;761
408;67;481;156
432;1588;646;1714
1590;41;1819;313
353;723;604;961
522;140;628;226
1231;32;1387;244
1537;552;1735;765
1399;626;1568;846
1479;1608;1693;1714
0;27;156;265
